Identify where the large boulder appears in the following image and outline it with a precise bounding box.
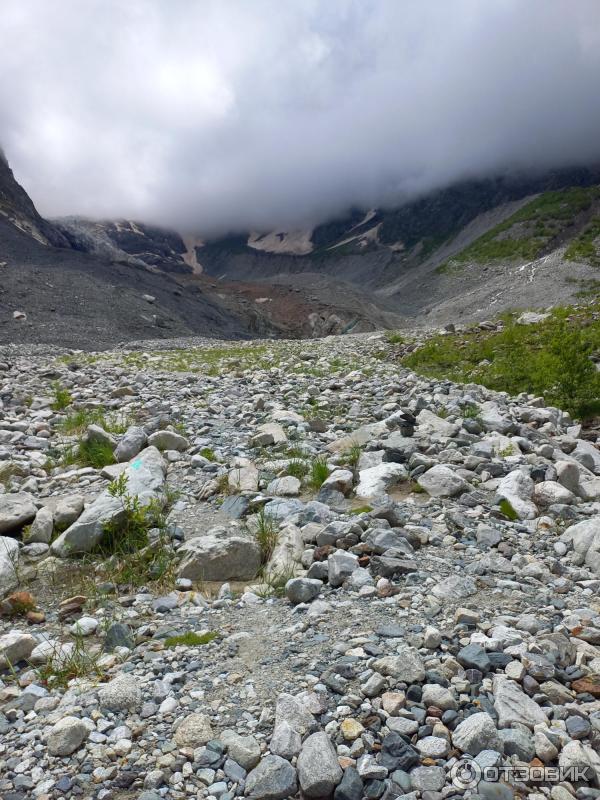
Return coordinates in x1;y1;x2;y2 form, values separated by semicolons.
177;525;261;581
355;463;406;499
0;492;36;534
51;447;166;556
496;470;537;519
561;517;600;575
417;465;468;497
416;409;459;437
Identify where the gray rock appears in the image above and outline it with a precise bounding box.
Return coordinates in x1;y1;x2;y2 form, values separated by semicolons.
410;766;445;792
221;730;261;770
103;622;135;652
452;712;503;755
114;426;147;462
51;447;166;555
327;550;359;587
297;731;343;797
84;424;117;448
174;713;214;748
499;727;535;760
147;430;189;452
417;465;468;497
267;476;301;496
24;506;53;544
52;495;84;529
177;526;261;581
270;720;302;760
285;577;322;604
432;575;477;601
372;644;425;683
561;517;600;576
98;674;142;712
245;754;298;800
355;463;407;499
0;629;36;668
47;716;89;756
0;492;36;534
275;693;315;736
492;676;548;729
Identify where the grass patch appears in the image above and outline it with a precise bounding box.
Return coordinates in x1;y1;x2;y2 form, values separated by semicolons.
403;306;600;420
308;456;330;489
51;382;72;411
343;443;362;468
439;186;600;271
286;459;309;479
33;634;104;689
565;216;600;266
61;438;116;469
199;447;217;461
385;331;405;345
254;508;279;565
348;505;373;515
164;631;218;648
499;498;519;521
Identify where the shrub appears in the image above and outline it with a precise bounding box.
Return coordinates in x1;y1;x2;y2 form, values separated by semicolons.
403;307;600;420
51;382;72;411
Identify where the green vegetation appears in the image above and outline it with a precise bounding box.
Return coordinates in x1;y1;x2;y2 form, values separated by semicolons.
254;508;279;565
51;382;73;411
199;447;217;461
308;456;330;489
439;187;600;272
565;216;600;266
34;633;104;688
61;438;115;469
343;443;362;468
499;498;519;521
385;331;405;345
164;631;218;648
77;474;177;589
403;307;600;420
286;459;309;480
59;407;133;435
99;473;166;553
348;505;373;515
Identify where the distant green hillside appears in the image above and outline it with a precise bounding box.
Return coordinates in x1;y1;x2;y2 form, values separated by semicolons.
439;185;600;272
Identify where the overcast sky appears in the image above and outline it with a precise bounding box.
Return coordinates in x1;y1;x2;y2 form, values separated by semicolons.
1;0;600;234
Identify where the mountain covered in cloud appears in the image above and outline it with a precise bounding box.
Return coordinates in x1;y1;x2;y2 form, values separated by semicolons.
1;1;600;235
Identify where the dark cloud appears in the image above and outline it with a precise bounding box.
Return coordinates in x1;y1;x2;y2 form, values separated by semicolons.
1;0;600;234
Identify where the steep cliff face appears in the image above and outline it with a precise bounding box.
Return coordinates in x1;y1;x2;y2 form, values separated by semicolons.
0;149;70;248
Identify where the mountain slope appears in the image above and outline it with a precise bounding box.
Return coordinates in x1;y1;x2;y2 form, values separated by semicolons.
0;153;402;346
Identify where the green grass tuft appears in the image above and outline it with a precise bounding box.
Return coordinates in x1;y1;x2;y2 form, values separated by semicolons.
164;631;218;648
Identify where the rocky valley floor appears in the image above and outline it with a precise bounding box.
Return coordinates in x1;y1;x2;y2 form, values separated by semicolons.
1;333;600;800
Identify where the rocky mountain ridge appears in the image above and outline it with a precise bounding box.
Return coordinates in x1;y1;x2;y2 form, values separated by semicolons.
53;165;600;331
